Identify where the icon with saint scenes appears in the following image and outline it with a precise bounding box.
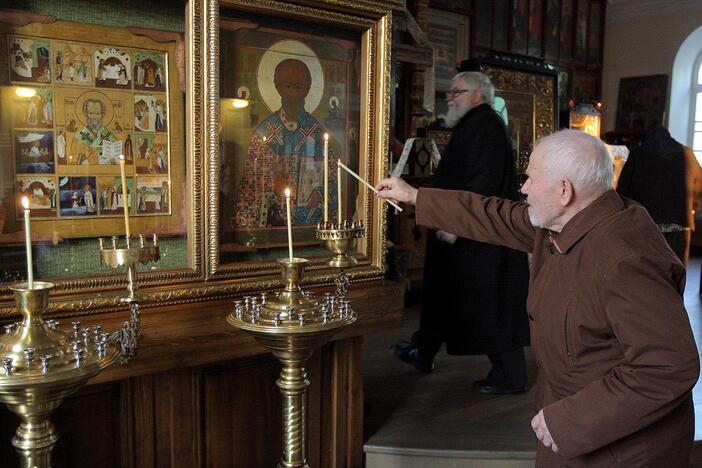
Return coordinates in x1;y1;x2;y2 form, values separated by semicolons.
54;41;92;86
134;94;168;132
94;47;132;89
15;175;57;218
97;176;134;216
133;176;170;215
133;50;166;92
13;87;53;129
14;130;55;174
134;133;168;174
53;88;132;166
8;36;51;83
58;176;97;217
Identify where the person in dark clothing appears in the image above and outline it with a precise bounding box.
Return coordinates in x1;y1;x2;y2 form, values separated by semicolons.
616;126;702;265
391;72;531;394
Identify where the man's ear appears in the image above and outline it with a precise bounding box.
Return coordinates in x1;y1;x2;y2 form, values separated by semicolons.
559;179;574;207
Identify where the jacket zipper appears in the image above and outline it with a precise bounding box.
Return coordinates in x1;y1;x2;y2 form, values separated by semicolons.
564;308;574;362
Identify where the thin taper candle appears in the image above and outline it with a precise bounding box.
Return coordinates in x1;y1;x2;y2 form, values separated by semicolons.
21;197;33;288
337;160;403;212
285;188;293;261
337;159;342;223
323;133;329;222
119;154;131;240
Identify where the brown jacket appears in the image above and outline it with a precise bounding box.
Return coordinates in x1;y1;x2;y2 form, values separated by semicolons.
416;188;700;467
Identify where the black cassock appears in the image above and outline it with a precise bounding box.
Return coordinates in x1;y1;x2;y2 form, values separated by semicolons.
418;103;530;356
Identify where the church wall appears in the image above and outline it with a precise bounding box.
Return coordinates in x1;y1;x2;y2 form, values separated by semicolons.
601;5;702;134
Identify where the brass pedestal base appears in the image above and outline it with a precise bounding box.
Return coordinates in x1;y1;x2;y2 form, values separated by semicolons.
227;258;356;468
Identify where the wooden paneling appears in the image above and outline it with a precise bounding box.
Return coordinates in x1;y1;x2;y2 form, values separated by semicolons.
0;280;403;467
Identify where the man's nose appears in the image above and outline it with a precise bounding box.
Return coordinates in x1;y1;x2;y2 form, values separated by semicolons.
520;179;530;195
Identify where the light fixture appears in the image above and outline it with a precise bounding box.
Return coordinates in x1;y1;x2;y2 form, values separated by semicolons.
232;98;249;109
15;87;37;98
569;104;602;138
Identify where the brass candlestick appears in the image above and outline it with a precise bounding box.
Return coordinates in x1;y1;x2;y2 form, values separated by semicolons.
316;220;365;298
227;258;356;468
99;234;160;360
0;282;120;468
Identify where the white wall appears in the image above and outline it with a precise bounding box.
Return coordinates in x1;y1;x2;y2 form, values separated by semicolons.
601;5;702;143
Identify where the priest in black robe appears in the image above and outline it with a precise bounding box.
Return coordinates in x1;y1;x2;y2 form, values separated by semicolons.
392;72;530;394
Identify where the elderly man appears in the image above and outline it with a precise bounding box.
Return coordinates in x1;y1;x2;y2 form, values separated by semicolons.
391;72;530;395
376;129;699;467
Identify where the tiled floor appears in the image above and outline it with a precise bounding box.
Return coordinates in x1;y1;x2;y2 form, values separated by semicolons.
363;256;702;460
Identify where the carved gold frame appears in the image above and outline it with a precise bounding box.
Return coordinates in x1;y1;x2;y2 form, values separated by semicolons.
481;64;557;172
206;0;396;284
0;0;400;317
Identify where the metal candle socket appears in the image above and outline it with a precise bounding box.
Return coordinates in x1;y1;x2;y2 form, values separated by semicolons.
316;220;365;298
99;234;160;361
227;258;356;468
0;282;120;468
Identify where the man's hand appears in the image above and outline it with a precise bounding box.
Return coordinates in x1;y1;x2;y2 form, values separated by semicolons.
531;409;559;453
375;177;418;206
436;230;458;244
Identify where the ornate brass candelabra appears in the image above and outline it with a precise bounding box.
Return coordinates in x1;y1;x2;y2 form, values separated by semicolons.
99;234;160;360
227;257;356;468
0;281;120;468
0;234;159;468
315;220;365;298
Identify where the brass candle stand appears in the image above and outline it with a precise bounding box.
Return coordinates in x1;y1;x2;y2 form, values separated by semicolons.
99;234;160;361
0;281;120;468
315;220;365;298
0;234;159;467
227;257;356;468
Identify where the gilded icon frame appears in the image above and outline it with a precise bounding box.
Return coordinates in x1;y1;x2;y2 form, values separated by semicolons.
206;0;395;283
0;0;397;315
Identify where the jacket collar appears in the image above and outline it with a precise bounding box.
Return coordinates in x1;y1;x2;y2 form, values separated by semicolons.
549;190;624;254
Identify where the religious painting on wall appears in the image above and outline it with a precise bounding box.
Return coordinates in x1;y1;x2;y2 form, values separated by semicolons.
492;0;509;50
544;0;560;61
218;12;361;260
527;0;543;57
482;64;557;179
511;0;528;55
560;0;574;60
7;33;172;226
426;8;470;93
615;75;669;132
574;0;589;63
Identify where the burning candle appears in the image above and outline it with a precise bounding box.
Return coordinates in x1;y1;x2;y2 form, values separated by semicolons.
337;159;342;223
119;155;131;240
21;197;33;288
323;133;329;222
285;188;293;261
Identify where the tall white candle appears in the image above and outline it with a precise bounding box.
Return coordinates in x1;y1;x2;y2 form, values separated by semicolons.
285;188;293;261
337;159;342;224
323;133;329;222
119;154;131;240
21;197;33;288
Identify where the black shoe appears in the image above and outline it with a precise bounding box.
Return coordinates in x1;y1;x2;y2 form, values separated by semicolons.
471;379;526;395
390;341;435;373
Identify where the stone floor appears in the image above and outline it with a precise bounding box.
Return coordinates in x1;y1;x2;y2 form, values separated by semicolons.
363;257;702;467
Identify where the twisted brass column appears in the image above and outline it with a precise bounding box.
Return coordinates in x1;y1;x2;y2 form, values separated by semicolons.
227;258;356;468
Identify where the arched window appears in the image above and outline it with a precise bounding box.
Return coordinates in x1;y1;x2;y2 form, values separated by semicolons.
691;51;702;162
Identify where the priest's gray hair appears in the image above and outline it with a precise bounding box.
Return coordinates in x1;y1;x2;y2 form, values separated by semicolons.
536;129;613;195
452;72;495;106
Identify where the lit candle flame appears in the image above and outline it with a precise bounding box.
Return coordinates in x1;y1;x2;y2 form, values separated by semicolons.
285;188;291;197
324;133;329;141
21;197;29;209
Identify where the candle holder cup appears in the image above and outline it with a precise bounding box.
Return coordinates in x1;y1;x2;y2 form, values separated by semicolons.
0;281;122;468
227;257;356;468
315;220;365;298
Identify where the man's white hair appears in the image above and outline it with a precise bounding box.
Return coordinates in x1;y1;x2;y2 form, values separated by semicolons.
535;129;613;195
452;72;495;106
